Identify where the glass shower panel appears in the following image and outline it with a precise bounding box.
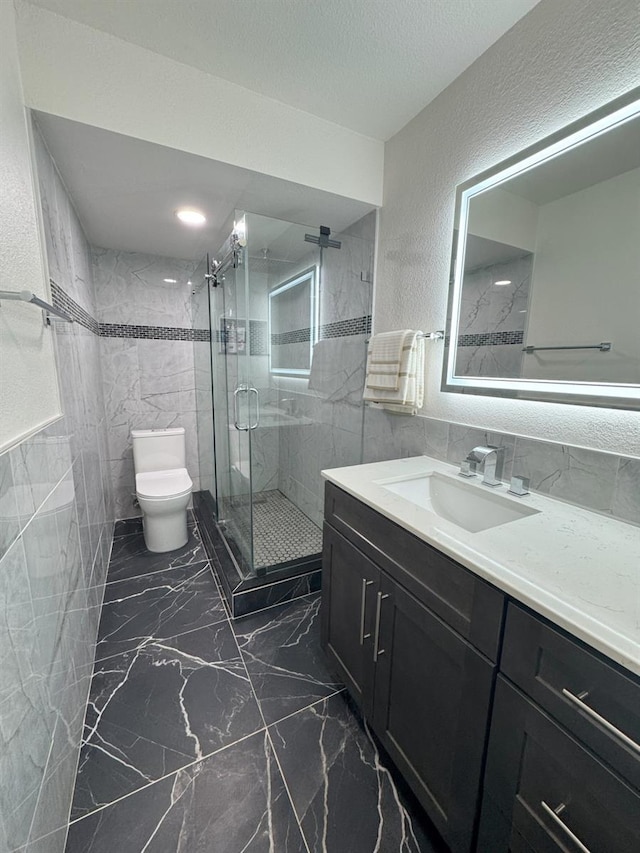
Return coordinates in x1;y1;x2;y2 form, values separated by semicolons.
211;243;254;574
191;255;217;508
241;212;325;574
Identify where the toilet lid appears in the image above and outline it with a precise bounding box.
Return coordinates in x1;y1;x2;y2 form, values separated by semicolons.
136;468;192;498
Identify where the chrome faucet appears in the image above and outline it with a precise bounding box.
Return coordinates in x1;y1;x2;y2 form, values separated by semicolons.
464;445;505;487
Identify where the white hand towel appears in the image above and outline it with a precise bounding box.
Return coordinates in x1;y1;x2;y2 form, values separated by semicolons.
363;330;425;414
364;330;412;391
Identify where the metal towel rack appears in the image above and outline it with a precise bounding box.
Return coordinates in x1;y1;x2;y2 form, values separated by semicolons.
523;341;611;354
366;330;445;343
0;289;73;324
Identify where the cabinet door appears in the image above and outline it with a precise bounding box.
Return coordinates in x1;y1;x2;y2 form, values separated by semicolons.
371;574;496;853
478;676;640;853
321;524;378;714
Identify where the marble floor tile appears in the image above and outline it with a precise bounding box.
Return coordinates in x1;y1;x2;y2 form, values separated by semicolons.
65;730;306;852
270;692;442;853
107;525;204;583
234;594;343;725
95;563;225;660
71;621;263;819
112;517;143;538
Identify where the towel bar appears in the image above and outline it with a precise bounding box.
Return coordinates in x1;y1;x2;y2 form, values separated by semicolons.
0;289;73;324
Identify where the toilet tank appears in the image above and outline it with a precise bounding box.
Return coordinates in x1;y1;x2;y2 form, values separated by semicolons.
131;428;186;474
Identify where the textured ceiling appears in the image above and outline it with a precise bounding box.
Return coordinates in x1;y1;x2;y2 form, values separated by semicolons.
24;0;541;140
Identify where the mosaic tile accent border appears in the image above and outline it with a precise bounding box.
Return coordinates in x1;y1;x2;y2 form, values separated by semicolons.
271;327;311;345
100;323;210;341
50;280;99;334
456;330;524;347
320;315;371;339
50;281;211;341
270;315;372;347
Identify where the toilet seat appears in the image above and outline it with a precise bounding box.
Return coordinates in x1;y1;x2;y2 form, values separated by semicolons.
136;467;192;500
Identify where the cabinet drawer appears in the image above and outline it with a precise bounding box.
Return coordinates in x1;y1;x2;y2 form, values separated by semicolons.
501;603;640;789
479;676;640;853
324;482;504;660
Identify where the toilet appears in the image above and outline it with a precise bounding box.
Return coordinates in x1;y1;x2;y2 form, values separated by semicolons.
131;427;193;553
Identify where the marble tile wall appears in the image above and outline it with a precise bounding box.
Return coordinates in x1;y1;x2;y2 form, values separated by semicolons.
455;251;532;378
276;211;376;527
93;248;201;520
362;408;640;525
0;119;114;852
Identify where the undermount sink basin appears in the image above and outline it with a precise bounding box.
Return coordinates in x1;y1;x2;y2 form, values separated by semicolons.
376;471;540;533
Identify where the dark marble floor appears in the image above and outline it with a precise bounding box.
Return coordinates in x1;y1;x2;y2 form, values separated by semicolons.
63;515;446;852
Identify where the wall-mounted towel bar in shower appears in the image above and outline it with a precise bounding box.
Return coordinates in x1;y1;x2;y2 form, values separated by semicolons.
0;289;73;324
522;341;611;354
366;330;445;344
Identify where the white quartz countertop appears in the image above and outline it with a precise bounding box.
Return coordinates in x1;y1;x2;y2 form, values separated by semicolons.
322;455;640;677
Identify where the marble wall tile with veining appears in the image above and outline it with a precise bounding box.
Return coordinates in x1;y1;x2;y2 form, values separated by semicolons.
93;248;196;327
27;696;87;849
422;417;450;462
1;538;38;685
0;452;20;559
320;230;374;327
363;407;429;464
0;669;52;853
25;122;112;852
458;254;531;335
512;438;619;514
611;457;640;526
454;342;523;379
108;458;138;521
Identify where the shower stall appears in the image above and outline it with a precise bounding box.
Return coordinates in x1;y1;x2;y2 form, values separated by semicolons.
192;211;375;615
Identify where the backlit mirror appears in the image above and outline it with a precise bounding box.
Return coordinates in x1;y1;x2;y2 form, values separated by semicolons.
268;267;318;375
442;90;640;409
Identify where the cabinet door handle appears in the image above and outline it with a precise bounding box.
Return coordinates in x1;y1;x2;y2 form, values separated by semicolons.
359;579;374;645
373;592;389;662
561;688;640;755
541;801;591;853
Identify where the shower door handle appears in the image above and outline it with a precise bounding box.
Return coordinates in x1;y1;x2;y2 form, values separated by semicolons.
248;387;260;430
233;385;250;431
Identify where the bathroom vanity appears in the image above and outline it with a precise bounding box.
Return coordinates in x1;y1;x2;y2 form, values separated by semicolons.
321;456;640;853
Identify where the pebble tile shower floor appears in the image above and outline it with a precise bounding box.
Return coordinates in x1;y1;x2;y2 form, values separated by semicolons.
58;513;446;852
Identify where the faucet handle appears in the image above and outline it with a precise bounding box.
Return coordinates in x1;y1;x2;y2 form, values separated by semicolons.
508;474;530;497
459;459;477;478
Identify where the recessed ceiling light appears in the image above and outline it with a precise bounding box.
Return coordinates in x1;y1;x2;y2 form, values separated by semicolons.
163;278;178;283
494;280;512;286
176;208;206;226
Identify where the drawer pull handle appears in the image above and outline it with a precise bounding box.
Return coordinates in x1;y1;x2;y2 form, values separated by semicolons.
562;688;640;755
359;579;374;645
541;801;591;853
373;592;389;662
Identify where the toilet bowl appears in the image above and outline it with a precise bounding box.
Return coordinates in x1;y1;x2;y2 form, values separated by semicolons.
131;428;193;553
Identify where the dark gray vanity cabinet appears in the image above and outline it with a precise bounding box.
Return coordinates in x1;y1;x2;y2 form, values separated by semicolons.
321;483;506;853
478;604;640;853
322;482;640;853
321;523;379;714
